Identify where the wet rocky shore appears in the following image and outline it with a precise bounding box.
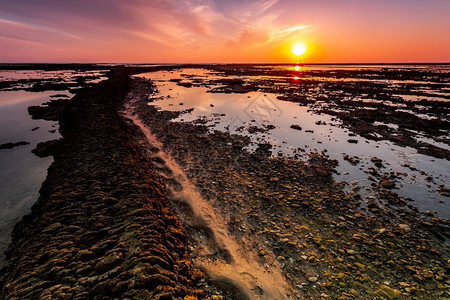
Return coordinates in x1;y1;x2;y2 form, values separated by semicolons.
129;74;450;299
0;65;449;299
0;69;210;299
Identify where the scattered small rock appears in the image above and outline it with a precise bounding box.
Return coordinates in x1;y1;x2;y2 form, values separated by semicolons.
308;276;318;283
290;124;302;131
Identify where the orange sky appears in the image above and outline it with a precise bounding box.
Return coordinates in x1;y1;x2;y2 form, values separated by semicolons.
0;0;449;63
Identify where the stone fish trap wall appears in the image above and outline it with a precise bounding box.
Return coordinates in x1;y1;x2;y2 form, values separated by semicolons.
0;70;206;299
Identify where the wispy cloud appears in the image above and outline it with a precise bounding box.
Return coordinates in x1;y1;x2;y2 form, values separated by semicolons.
222;0;314;49
255;0;280;12
279;25;314;34
0;18;81;44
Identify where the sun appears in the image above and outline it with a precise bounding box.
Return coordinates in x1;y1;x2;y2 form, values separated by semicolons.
292;43;307;56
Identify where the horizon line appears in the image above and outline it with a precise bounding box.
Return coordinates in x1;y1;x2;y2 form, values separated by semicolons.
1;62;450;66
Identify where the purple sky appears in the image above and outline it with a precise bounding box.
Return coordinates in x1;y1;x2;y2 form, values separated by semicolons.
1;0;449;62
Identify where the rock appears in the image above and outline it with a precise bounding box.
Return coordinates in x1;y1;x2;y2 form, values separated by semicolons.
440;190;450;197
74;250;95;262
371;157;383;167
374;285;401;299
381;179;396;189
347;139;358;144
398;224;410;232
258;250;267;256
343;154;360;165
0;141;30;150
28;99;69;121
94;252;123;273
290;125;302;131
32;139;61;157
437;187;450;197
308;276;318;283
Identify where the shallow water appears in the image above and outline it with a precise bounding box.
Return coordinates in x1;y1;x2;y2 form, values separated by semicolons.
0;90;67;265
138;67;450;218
0;68;105;266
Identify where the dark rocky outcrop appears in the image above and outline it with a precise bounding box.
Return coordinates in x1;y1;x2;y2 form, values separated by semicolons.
31;139;61;158
28;99;70;121
0;141;29;150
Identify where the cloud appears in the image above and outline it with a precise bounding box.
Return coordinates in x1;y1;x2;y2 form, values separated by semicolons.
0;18;80;45
222;0;314;50
176;3;219;36
0;0;313;61
279;25;314;34
0;0;219;48
225;28;271;48
254;0;280;13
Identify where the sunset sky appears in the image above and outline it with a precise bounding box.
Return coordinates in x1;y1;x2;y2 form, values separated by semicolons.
0;0;449;63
